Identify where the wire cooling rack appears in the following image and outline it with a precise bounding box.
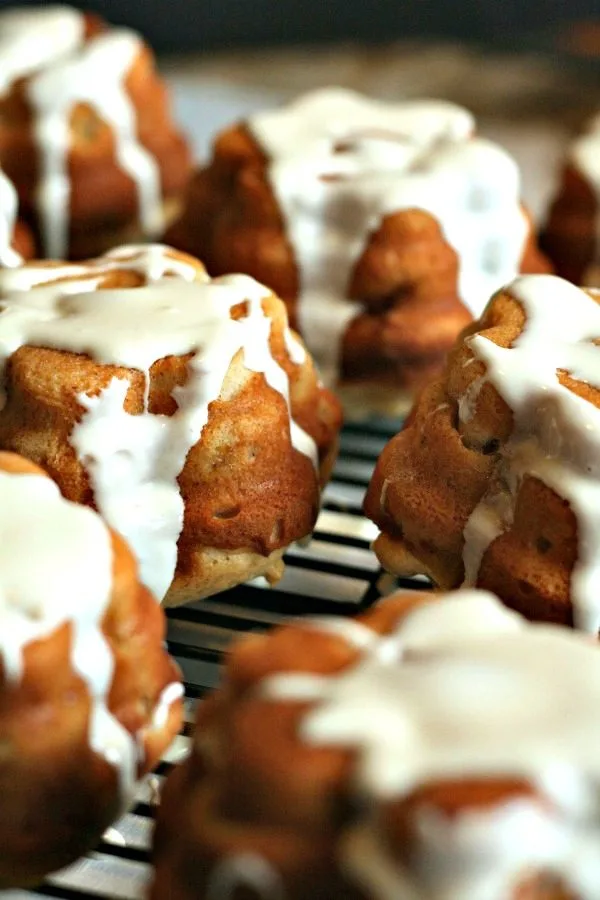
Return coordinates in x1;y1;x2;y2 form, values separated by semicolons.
2;417;430;900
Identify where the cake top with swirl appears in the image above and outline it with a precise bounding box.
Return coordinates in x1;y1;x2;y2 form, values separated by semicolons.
247;88;528;385
0;244;316;601
460;275;600;632
250;89;475;165
263;590;600;899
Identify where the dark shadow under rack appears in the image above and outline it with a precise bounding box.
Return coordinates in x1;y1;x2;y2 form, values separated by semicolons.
3;417;432;900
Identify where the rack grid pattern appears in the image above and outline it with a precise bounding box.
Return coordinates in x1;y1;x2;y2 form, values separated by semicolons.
3;418;431;900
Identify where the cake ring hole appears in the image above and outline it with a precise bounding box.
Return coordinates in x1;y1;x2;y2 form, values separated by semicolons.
213;505;241;520
518;579;535;596
333;129;412;154
97;271;146;289
536;536;552;555
481;438;500;455
319;172;348;184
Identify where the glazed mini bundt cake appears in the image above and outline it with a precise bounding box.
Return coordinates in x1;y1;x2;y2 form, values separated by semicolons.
152;589;600;900
365;273;600;632
0;166;34;266
166;88;549;410
542;112;600;286
0;244;342;606
0;450;182;888
0;5;191;260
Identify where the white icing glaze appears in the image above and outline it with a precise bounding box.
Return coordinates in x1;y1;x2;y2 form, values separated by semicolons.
27;29;162;258
149;681;184;731
571;113;600;285
345;801;600;900
0;468;137;798
0;245;317;601
249;88;528;386
460;274;600;631
262;591;600;899
0;6;84;95
0;167;21;268
205;854;286;900
283;328;307;366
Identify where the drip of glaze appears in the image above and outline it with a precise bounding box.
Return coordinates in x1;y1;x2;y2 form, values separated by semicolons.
344;801;600;900
0;6;84;95
205;854;287;900
249;88;527;387
0;168;22;268
0;246;317;601
26;30;162;258
262;591;600;899
148;681;184;732
571;113;600;286
460;274;600;632
0;468;137;799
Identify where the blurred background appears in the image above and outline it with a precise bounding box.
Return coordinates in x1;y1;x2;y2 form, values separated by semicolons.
3;0;600;53
3;0;599;220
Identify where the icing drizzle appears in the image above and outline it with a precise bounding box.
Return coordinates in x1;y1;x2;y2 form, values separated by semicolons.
0;467;137;797
0;245;317;601
261;591;600;899
459;274;600;632
0;167;21;268
0;6;162;258
249;88;527;387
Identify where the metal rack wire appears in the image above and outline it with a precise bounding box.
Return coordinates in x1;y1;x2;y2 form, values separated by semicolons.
3;418;430;900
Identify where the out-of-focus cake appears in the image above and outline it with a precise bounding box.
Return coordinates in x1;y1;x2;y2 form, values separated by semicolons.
542;112;600;286
0;5;191;259
167;88;550;412
152;589;600;900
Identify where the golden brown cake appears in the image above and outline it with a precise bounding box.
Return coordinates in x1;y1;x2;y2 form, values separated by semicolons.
365;273;600;632
0;244;342;607
0;166;34;265
542;114;600;288
0;450;183;888
0;5;191;260
166;88;549;413
151;588;599;900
